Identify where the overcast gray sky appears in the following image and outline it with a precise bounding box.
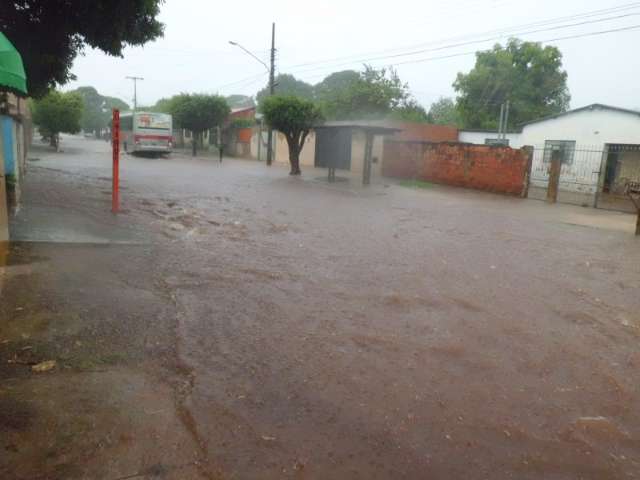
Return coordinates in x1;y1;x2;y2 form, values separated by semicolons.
64;0;640;110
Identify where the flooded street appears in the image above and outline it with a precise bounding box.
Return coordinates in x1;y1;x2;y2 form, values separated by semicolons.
2;136;640;479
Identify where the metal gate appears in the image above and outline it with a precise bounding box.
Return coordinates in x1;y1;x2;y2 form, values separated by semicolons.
315;127;351;170
529;145;604;206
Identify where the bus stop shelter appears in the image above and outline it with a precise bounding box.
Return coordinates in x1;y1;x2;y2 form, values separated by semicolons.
313;122;400;186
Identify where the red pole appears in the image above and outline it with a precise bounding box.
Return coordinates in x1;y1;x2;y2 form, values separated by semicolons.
112;109;120;213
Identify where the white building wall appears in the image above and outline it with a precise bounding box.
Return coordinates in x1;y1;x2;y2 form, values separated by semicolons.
523;108;640;196
520;108;640;149
461;107;640;199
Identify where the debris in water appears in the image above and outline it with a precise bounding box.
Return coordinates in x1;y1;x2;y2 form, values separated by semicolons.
32;360;57;373
261;435;277;441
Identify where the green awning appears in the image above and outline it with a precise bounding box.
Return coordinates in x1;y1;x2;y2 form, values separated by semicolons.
0;32;27;95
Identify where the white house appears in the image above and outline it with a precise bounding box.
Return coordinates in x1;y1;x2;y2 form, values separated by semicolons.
459;104;640;209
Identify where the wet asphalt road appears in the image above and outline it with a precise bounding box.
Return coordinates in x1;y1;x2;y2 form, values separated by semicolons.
4;136;640;479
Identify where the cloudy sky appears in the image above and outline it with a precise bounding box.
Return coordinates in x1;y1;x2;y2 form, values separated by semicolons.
64;0;640;110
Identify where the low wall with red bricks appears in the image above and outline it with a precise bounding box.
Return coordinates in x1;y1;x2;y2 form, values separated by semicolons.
383;141;532;196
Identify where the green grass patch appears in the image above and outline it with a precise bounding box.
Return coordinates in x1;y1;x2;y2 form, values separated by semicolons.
398;179;433;189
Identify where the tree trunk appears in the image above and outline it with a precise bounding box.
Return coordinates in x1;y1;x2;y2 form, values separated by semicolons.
192;132;197;157
289;146;301;175
289;153;301;175
286;133;303;175
50;133;59;151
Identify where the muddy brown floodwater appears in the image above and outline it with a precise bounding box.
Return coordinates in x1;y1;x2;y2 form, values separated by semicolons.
1;136;640;479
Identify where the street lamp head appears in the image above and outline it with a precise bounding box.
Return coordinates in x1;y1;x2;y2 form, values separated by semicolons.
228;41;238;46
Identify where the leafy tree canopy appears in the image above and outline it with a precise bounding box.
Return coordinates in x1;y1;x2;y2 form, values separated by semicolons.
71;86;129;135
261;95;323;175
32;90;83;148
454;38;570;129
313;70;360;103
256;74;314;107
316;66;424;121
391;99;429;123
1;0;164;97
148;97;175;113
226;94;255;109
427;97;459;126
102;96;130;112
168;93;230;155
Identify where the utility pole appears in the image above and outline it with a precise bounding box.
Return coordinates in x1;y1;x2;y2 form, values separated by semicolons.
228;23;276;165
266;23;276;166
503;100;510;141
497;103;505;140
126;76;144;111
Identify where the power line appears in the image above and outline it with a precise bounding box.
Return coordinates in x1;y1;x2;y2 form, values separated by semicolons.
211;72;267;91
200;4;640;98
291;23;640;87
280;2;640;72
287;11;640;76
389;23;640;67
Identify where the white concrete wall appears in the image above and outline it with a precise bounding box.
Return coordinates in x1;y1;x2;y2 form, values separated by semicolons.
274;131;316;168
459;131;523;148
524;108;640;194
520;107;640;149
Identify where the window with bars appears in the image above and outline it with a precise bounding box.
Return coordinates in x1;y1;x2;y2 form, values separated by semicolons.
543;140;576;165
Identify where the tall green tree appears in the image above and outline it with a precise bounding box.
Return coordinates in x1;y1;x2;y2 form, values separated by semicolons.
316;66;423;121
102;96;130;113
256;74;314;107
428;97;459;126
149;97;175;114
261;95;322;176
72;86;130;137
1;1;164;97
391;99;429;123
74;86;104;135
169;94;230;156
226;94;255;109
32;90;83;150
313;70;360;103
454;39;570;129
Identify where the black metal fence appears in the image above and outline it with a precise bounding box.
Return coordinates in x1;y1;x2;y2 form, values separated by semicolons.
530;145;604;198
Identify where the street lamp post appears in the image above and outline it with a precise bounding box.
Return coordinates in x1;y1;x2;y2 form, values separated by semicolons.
229;23;276;165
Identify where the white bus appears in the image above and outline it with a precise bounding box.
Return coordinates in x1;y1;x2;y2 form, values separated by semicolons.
120;111;173;156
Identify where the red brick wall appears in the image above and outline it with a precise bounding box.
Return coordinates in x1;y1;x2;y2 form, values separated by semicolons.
389;121;458;142
383;141;532;196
